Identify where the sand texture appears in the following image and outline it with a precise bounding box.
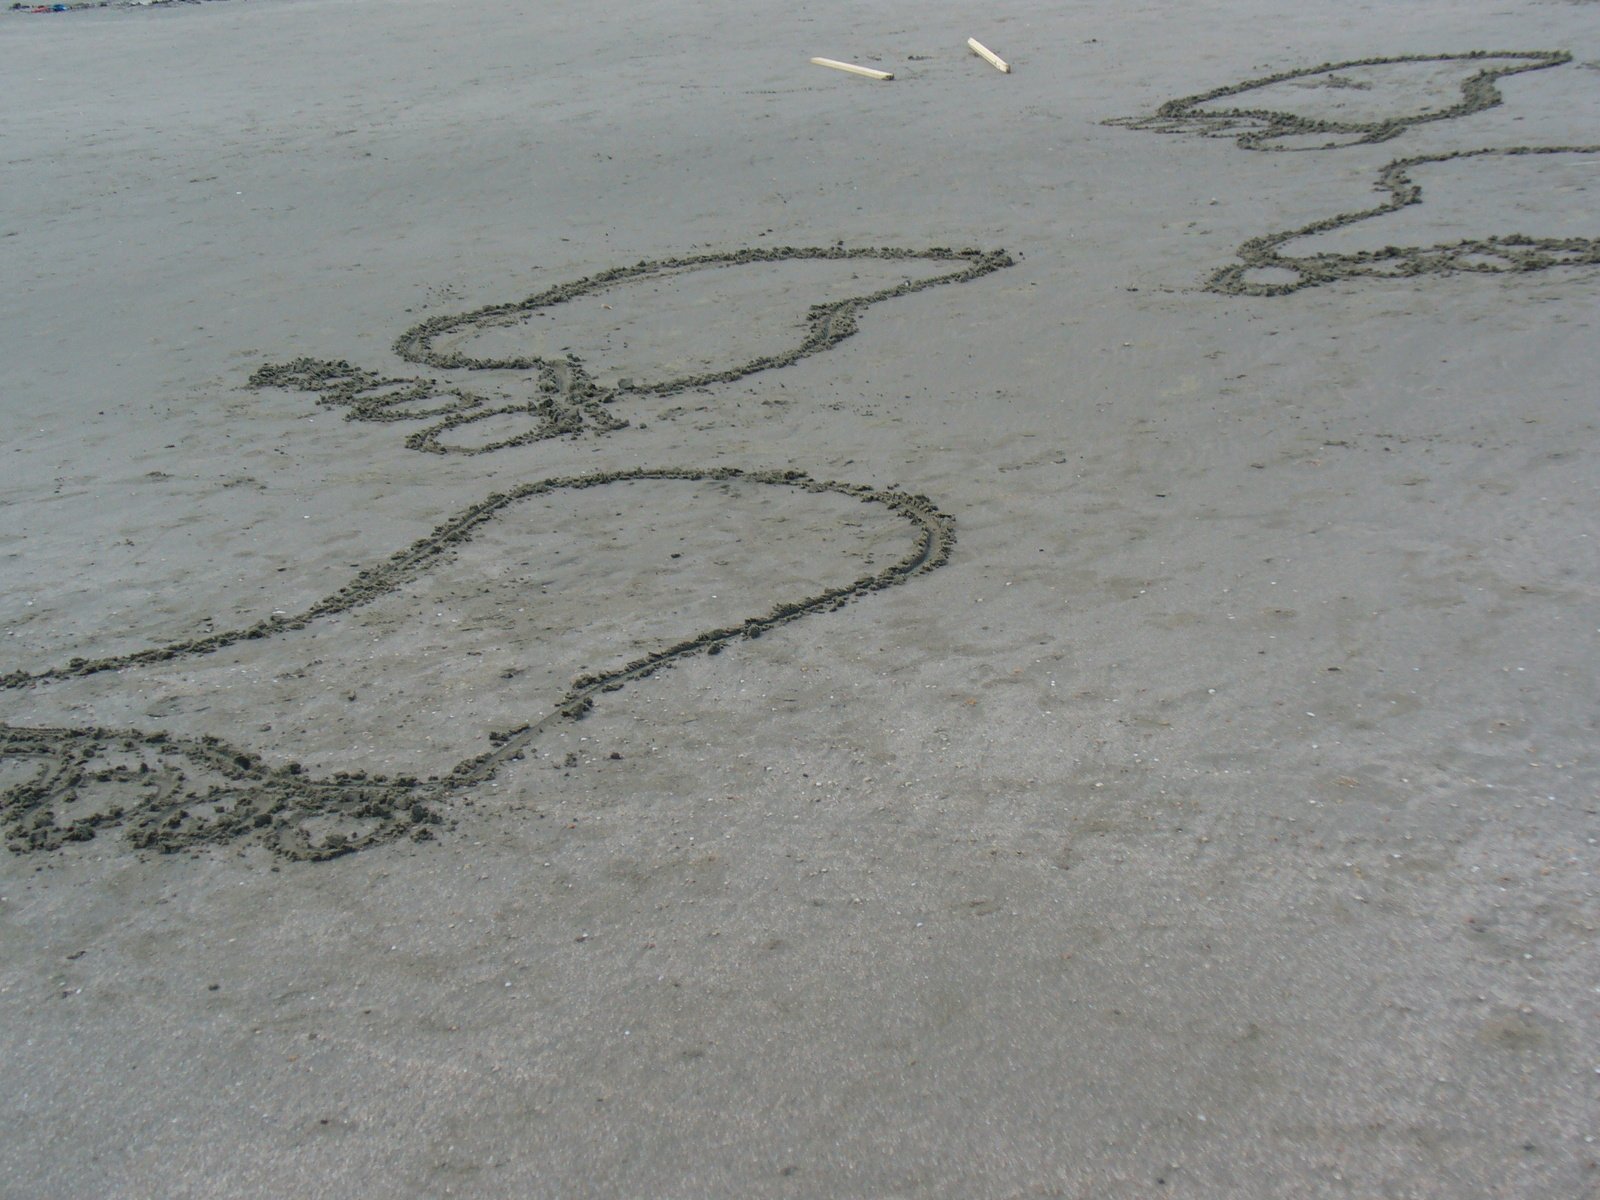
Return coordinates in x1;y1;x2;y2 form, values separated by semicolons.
3;1;1599;1196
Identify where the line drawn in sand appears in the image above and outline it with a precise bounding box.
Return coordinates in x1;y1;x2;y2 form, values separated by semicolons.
1107;51;1571;150
2;470;954;861
251;246;1013;454
1207;145;1600;294
3;247;1012;861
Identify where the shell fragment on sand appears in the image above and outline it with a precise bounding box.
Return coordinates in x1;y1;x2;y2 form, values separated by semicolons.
967;37;1010;73
810;57;894;81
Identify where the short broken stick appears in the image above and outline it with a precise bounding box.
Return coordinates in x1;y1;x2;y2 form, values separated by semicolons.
810;57;894;81
967;37;1010;73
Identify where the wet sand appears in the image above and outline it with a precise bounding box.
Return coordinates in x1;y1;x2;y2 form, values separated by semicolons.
3;1;1598;1196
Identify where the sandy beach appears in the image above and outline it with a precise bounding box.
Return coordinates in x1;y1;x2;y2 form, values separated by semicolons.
3;1;1598;1195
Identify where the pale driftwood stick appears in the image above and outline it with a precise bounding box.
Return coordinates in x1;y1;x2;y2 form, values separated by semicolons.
967;37;1010;73
810;57;895;81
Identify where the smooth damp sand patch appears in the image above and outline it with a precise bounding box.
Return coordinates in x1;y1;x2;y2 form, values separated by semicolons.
1235;266;1305;289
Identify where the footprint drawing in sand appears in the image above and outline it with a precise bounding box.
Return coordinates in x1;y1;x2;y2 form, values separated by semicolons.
1;248;1011;861
1208;145;1600;294
252;247;1011;454
1107;51;1571;151
1111;49;1596;294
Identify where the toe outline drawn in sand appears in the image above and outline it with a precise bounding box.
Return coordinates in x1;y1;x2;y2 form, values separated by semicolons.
1207;145;1600;295
251;246;1014;455
1;468;956;862
1107;51;1571;150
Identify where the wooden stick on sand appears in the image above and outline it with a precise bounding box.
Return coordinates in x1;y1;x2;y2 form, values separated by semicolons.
810;57;894;81
967;37;1010;73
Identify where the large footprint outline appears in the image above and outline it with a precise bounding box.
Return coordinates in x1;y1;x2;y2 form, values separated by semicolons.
1107;50;1571;151
1207;144;1600;294
251;246;1014;455
2;468;956;861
